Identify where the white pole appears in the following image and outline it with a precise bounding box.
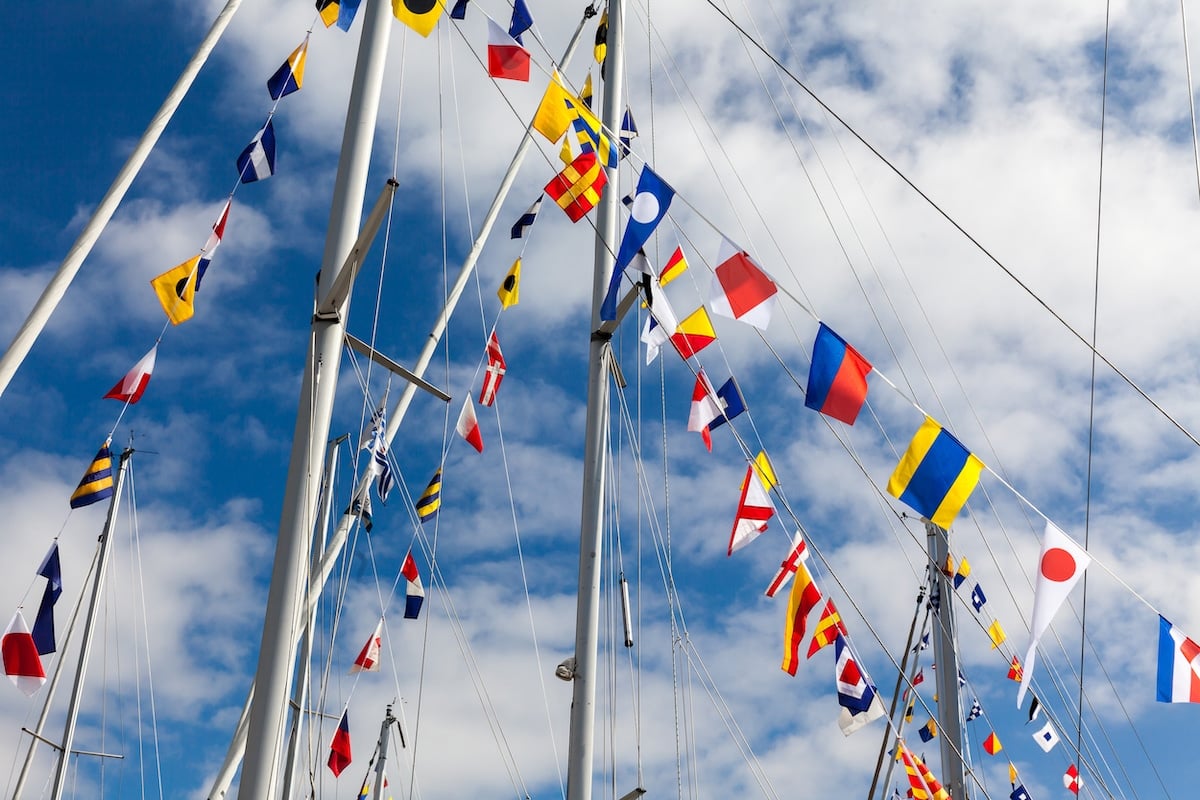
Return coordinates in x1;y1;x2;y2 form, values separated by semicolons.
237;0;393;793
0;0;245;400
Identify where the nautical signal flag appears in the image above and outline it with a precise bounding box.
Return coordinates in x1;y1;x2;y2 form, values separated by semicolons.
709;238;777;330
32;543;62;655
347;494;373;532
70;443;115;509
660;245;688;286
392;0;444;36
967;697;982;721
579;73;594;110
706;378;746;433
687;371;721;451
415;468;442;523
953;556;971;588
1063;764;1081;795
327;709;352;776
449;0;469;19
316;0;360;30
351;619;383;673
316;0;340;26
987;619;1006;648
781;560;821;676
510;197;541;239
765;529;809;598
195;198;230;290
1032;719;1059;752
479;332;506;406
151;256;200;325
1007;656;1023;682
834;634;879;716
886;416;983;530
236;119;276;183
670;306;716;359
508;0;533;43
104;345;157;404
603;166;675;320
897;743;950;800
402;551;425;618
486;18;530;81
728;460;776;554
808;599;848;658
970;583;987;611
267;37;309;99
1017;521;1091;707
619;107;638;158
1010;785;1030;800
545;151;607;222
1156;615;1200;703
532;70;574;143
566;95;619;168
456;397;484;453
983;732;1003;755
805;323;872;425
640;278;679;364
1027;694;1041;722
918;719;936;742
498;258;521;308
3;611;45;697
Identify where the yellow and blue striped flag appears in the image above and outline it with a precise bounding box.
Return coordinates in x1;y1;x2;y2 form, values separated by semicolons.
69;444;114;509
886;417;983;529
415;468;442;523
565;95;618;168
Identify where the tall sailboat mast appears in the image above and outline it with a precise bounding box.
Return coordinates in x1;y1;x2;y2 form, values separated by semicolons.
927;521;968;799
567;0;626;798
237;0;394;793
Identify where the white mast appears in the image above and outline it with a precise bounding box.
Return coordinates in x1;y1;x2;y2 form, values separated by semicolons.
926;521;968;799
0;0;246;401
236;0;394;793
567;1;625;798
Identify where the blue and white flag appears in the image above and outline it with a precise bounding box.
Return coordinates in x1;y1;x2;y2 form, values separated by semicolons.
510;197;541;239
32;543;62;655
236;119;277;183
508;0;533;44
603;166;675;319
834;634;878;715
706;377;746;431
360;394;392;503
450;0;469;18
619;107;638;158
967;697;982;721
971;583;987;611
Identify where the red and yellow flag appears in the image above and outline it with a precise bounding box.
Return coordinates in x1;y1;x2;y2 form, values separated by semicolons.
897;742;951;800
807;598;847;658
781;561;821;676
544;151;606;222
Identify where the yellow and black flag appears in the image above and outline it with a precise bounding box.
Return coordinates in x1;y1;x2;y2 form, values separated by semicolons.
70;443;114;509
392;0;444;37
151;256;199;325
498;258;521;309
415;468;442;522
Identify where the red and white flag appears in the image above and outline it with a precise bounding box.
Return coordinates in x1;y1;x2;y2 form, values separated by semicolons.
103;344;158;404
1063;764;1081;795
486;18;530;81
196;198;231;290
687;370;721;451
456;397;484;453
351;618;383;673
765;529;809;597
402;552;425;619
709;237;777;330
479;332;506;406
728;461;775;555
1018;521;1091;707
2;611;46;697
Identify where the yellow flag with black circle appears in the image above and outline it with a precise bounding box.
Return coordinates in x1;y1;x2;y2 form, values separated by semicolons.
392;0;444;37
498;258;521;309
151;255;200;325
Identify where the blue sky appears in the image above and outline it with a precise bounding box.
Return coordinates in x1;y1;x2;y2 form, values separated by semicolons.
4;1;1200;798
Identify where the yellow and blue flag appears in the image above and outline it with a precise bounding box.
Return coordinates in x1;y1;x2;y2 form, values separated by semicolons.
415;468;442;523
886;417;983;529
565;95;618;168
70;443;114;509
267;38;309;99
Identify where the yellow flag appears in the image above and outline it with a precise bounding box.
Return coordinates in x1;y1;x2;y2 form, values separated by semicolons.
987;619;1006;649
752;451;778;491
1008;763;1018;785
498;258;521;309
559;136;573;166
392;0;444;37
151;255;200;325
533;71;574;144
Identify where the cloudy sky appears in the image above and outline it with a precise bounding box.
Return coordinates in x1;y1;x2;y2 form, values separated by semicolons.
3;0;1200;798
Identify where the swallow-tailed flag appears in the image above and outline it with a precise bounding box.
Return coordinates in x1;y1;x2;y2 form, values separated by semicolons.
886;416;983;529
781;560;821;676
392;0;444;36
267;37;309;99
498;258;521;308
545;151;607;222
104;345;157;404
479;332;506;406
31;544;62;655
487;18;530;81
510;197;541;239
1156;615;1200;703
728;459;776;554
402;551;425;618
327;709;352;775
70;443;114;508
415;469;442;523
603;166;675;319
808;599;847;658
456;397;484;453
195;198;230;290
660;245;687;286
805;323;872;424
236;119;276;183
3;611;45;697
765;529;809;598
709;238;777;330
670;306;716;359
151;256;199;325
351;619;383;672
1017;521;1091;707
